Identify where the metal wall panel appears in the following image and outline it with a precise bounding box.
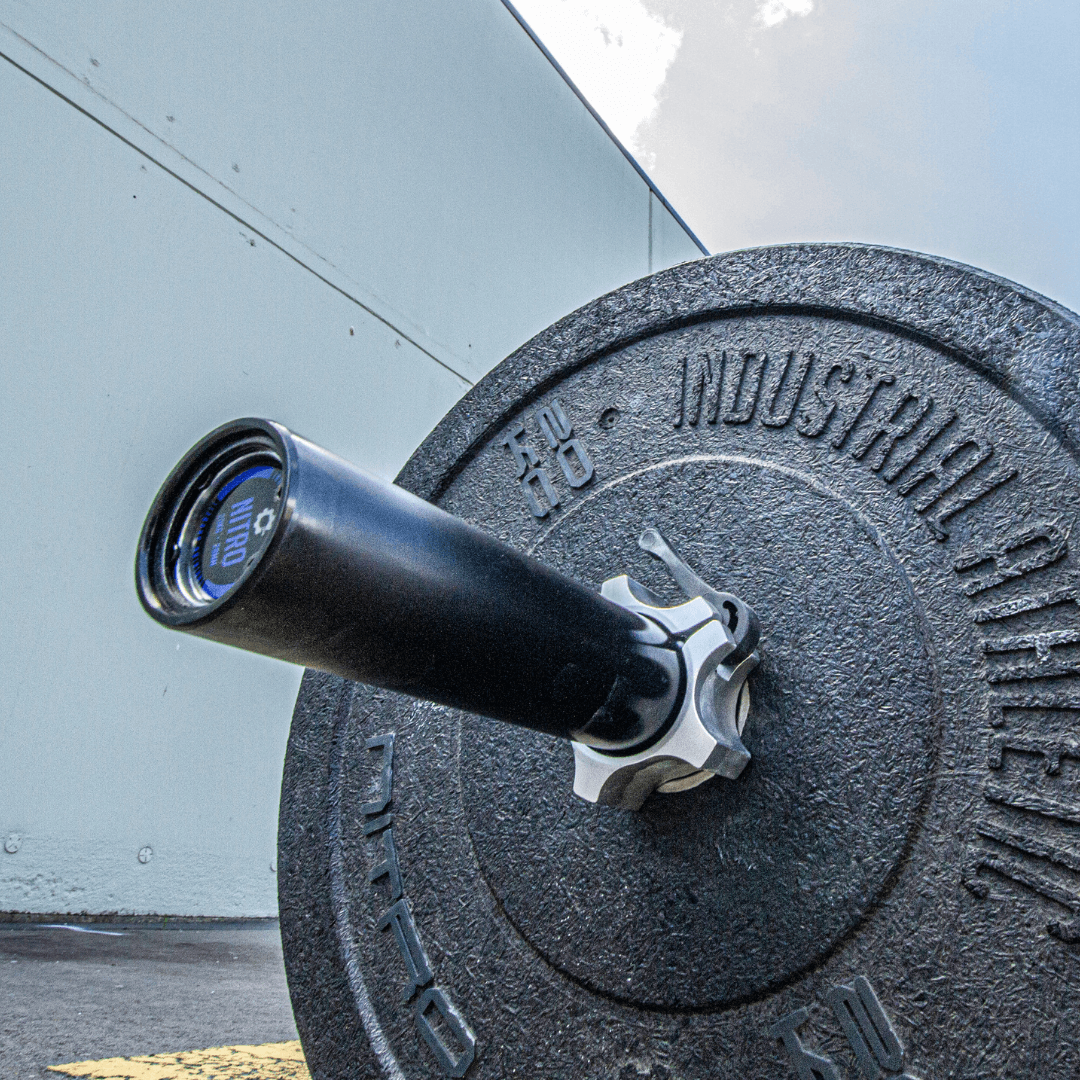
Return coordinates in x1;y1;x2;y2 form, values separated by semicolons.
0;0;703;379
0;1;703;914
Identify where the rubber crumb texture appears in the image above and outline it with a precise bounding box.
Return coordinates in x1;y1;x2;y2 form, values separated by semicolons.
47;1041;310;1080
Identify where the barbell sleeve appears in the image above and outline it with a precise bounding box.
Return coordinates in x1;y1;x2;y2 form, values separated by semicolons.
135;418;679;746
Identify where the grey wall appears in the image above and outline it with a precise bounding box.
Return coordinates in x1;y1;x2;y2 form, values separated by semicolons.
0;1;703;915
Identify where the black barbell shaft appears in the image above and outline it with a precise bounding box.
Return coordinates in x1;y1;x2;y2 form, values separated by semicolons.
136;418;676;744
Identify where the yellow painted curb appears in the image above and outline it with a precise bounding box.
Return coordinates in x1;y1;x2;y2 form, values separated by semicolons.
47;1040;311;1079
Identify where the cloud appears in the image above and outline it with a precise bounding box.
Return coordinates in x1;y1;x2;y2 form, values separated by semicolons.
756;0;814;29
511;0;683;163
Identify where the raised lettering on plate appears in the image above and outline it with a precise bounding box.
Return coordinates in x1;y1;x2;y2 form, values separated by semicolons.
378;898;435;1004
955;521;1069;596
367;827;403;901
415;986;478;1078
825;977;905;1079
362;734;395;816
770;1008;840;1080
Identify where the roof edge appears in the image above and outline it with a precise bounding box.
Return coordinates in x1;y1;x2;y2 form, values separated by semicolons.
500;0;709;257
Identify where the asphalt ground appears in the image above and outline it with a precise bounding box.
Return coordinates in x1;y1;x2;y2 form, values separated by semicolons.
0;919;302;1079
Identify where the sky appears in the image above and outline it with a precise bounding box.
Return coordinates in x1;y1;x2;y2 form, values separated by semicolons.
511;0;1080;313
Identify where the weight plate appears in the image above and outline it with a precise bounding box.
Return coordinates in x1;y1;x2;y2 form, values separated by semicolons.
279;244;1080;1079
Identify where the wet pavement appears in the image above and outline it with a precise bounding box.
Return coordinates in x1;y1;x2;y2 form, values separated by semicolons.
0;919;299;1078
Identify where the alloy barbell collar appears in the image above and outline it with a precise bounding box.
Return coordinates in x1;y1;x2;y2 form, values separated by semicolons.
573;574;757;810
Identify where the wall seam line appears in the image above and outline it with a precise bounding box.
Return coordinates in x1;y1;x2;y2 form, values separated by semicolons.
0;30;474;388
